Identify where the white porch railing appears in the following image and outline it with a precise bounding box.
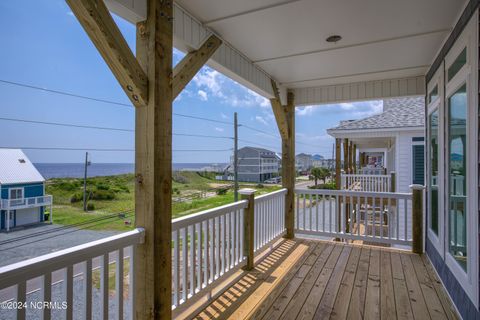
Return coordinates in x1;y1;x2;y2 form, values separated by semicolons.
341;174;392;192
171;188;287;316
295;189;413;246
254;189;287;252
0;228;144;320
1;195;53;210
171;200;248;314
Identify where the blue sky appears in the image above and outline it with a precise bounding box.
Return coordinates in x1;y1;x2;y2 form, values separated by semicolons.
0;0;382;164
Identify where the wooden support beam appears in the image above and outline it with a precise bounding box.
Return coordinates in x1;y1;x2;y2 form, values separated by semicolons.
282;91;295;238
270;79;289;139
343;139;349;174
353;144;357;174
411;185;424;254
172;34;222;99
335;138;341;189
241;189;256;270
349;141;354;174
134;0;173;318
66;0;148;108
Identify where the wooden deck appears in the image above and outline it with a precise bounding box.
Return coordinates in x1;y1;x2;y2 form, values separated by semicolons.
191;238;459;320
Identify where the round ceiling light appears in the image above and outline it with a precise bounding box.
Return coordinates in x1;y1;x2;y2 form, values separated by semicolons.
326;35;342;43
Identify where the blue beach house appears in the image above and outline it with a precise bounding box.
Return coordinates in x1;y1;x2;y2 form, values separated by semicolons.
0;149;52;231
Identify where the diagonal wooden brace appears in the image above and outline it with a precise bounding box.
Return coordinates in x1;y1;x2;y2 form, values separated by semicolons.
66;0;148;108
270;79;289;139
173;34;222;99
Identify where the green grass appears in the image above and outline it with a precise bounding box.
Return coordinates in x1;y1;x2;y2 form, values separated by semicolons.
47;172;281;231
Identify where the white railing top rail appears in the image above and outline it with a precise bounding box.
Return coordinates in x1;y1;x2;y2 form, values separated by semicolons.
295;188;412;199
0;228;144;290
172;200;248;231
254;188;287;203
341;173;390;178
1;195;53;209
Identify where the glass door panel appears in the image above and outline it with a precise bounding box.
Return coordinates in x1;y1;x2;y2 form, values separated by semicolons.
429;110;439;235
447;83;467;271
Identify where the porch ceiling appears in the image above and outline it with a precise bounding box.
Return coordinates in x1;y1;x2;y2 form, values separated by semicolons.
107;0;467;105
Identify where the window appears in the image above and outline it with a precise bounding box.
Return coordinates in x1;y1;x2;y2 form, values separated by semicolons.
9;188;23;199
447;83;468;271
448;48;467;81
429;110;439;235
412;145;424;185
429;85;439;103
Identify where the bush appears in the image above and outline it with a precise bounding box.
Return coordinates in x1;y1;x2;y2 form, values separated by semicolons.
308;182;337;190
256;183;265;189
86;203;95;211
70;192;83;203
96;183;110;191
91;189;116;201
216;188;228;195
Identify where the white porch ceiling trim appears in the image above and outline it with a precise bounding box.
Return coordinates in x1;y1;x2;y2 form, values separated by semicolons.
327;126;424;139
294;75;425;106
105;0;276;99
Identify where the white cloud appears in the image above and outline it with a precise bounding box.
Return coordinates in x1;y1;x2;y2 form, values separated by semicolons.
220;113;229;120
197;90;208;101
192;66;271;109
296;106;315;116
214;127;224;132
296;101;382;118
255;116;268;126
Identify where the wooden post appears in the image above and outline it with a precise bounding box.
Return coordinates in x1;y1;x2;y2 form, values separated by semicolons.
343;139;349;174
134;1;173;318
282;91;295;238
240;188;256;270
411;184;425;254
335;138;341;189
349;141;354;174
390;172;396;192
352;144;357;174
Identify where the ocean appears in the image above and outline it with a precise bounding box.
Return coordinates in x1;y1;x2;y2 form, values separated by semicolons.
34;163;228;179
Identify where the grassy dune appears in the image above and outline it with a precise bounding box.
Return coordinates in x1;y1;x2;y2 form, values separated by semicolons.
46;172;280;231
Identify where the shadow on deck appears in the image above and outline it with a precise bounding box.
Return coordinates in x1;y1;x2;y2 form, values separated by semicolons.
190;238;459;320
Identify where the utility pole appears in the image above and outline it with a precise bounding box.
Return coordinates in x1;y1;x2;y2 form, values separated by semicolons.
83;152;90;211
234;112;239;201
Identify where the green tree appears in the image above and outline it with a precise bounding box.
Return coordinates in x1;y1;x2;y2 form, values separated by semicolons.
311;167;330;185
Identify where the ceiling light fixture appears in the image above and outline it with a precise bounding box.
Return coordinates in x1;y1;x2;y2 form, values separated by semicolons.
326;35;342;43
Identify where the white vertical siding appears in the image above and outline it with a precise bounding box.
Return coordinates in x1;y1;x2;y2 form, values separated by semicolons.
294;76;425;106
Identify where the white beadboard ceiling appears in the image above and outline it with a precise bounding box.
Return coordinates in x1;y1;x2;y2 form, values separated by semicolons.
107;0;467;105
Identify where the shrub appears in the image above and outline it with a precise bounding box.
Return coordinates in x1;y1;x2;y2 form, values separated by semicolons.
216;188;228;195
256;183;264;189
70;192;83;203
86;203;95;211
96;183;110;191
91;190;116;201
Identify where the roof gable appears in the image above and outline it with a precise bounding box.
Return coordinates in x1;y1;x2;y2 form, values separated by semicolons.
328;96;424;133
0;149;45;185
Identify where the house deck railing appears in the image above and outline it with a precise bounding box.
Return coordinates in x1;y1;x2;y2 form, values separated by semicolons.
171;188;287;316
0;195;53;210
341;173;393;192
295;188;413;246
0;228;144;320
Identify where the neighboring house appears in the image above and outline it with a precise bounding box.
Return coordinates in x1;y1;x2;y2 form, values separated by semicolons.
233;147;279;183
312;154;324;167
327;96;425;192
0;149;53;231
295;153;313;172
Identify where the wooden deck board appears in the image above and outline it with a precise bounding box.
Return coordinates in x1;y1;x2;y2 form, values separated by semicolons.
188;239;459;320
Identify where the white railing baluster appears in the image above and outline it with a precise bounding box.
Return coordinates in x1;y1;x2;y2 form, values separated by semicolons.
189;224;195;296
181;228;187;302
173;231;179;306
203;220;209;284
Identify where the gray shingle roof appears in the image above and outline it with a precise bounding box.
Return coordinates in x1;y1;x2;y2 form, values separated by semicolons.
328;97;424;131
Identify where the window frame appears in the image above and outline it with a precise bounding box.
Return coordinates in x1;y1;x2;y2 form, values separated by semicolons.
443;13;478;307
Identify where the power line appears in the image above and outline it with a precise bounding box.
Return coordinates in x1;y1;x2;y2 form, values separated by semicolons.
0;116;233;139
0;79;234;125
239;124;281;139
0;79;132;108
0;146;232;152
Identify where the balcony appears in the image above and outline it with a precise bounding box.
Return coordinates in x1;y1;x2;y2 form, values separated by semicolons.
0;195;53;211
0;188;459;319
